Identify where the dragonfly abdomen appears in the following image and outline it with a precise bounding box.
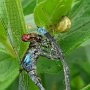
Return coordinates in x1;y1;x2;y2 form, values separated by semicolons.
28;70;45;90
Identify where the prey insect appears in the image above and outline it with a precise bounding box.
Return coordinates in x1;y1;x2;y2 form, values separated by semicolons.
20;27;70;90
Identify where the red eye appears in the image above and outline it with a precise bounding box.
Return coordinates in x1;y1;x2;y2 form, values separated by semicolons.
22;34;30;42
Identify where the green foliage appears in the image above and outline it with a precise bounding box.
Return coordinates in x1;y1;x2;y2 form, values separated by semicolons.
0;0;90;90
0;52;19;90
82;84;90;90
5;0;27;57
0;0;27;89
34;0;72;27
22;0;36;15
57;0;90;56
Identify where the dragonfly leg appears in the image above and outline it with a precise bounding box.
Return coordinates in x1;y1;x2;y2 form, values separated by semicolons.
41;52;58;60
28;69;45;90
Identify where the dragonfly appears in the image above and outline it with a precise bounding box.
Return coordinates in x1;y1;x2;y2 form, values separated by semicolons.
0;1;70;89
20;27;70;90
0;14;70;90
20;29;59;90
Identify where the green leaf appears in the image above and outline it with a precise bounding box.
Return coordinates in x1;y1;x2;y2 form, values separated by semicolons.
58;0;90;56
37;57;62;74
66;43;90;89
22;0;36;15
0;0;28;89
4;0;27;57
81;84;90;90
34;0;72;27
0;52;19;90
0;18;15;57
37;0;45;3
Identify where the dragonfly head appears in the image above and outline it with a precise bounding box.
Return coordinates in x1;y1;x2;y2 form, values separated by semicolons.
22;33;42;42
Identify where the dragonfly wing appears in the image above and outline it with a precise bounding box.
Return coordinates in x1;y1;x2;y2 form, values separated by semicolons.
19;71;29;90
